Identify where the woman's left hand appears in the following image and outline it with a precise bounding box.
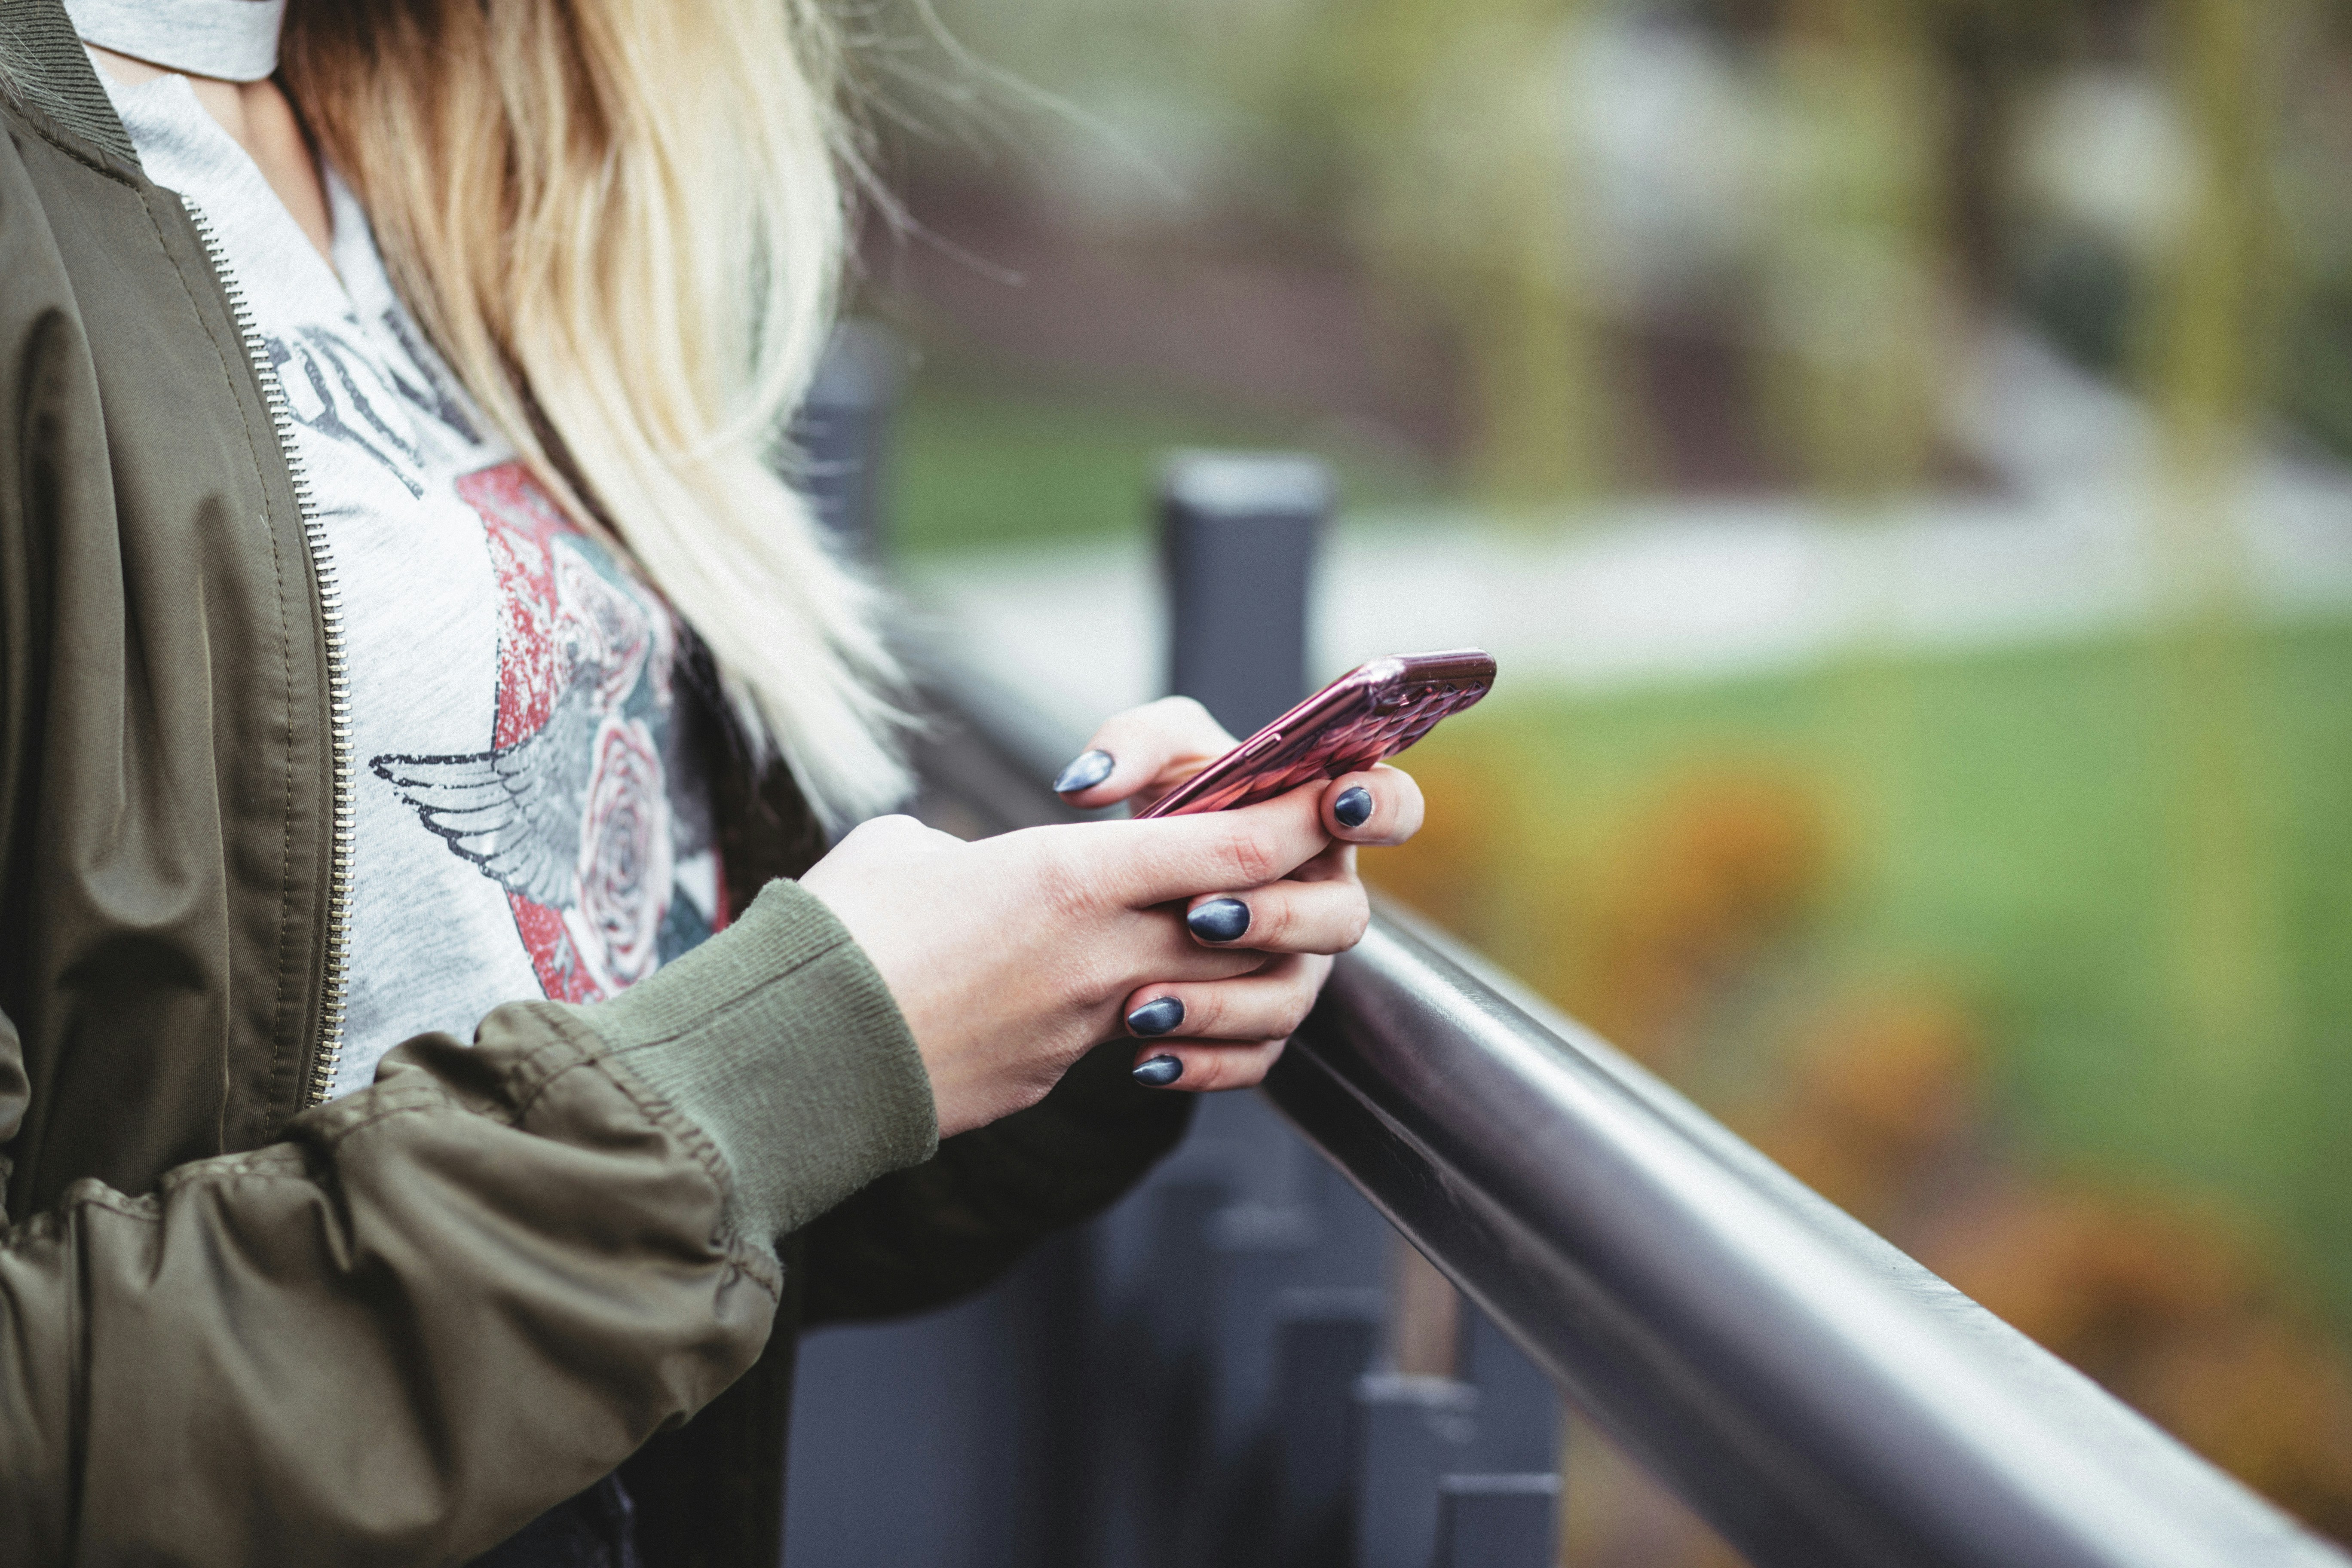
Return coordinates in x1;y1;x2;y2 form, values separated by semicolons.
1049;697;1426;1092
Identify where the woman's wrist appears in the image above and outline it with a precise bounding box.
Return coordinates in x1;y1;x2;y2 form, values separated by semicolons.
566;879;938;1252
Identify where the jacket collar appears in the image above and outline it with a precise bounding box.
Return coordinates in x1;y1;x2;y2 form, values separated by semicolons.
0;0;138;164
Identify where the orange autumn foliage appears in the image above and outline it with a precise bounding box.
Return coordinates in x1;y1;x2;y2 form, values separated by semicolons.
1375;749;2352;1552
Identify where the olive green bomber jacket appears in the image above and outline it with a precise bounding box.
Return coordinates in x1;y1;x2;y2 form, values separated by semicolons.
0;7;1192;1564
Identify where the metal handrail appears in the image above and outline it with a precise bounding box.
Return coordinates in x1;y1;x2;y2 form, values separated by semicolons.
922;658;2348;1568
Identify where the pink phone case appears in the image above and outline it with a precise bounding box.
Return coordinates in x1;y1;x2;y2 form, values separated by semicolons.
1136;649;1496;819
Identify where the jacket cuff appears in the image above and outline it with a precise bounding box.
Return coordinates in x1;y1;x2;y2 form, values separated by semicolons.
563;879;939;1251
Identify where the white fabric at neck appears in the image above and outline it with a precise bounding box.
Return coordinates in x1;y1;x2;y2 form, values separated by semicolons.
66;0;286;85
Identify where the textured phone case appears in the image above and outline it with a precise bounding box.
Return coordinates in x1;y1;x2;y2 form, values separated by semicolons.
1138;650;1495;818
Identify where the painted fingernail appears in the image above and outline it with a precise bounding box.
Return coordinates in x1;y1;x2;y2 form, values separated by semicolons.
1052;749;1115;795
1127;996;1185;1037
1333;786;1374;828
1132;1054;1184;1087
1186;898;1251;943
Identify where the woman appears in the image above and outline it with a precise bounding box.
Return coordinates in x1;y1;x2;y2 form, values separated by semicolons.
0;1;1422;1564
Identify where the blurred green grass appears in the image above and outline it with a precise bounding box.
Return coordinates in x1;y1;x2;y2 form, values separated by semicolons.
885;371;1435;556
1390;619;2352;1315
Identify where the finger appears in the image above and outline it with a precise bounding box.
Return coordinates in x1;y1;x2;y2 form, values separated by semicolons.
1112;909;1273;987
1322;764;1424;847
1288;838;1358;885
1084;781;1334;908
1120;956;1326;1050
1184;877;1369;956
1051;697;1238;808
1129;1037;1287;1093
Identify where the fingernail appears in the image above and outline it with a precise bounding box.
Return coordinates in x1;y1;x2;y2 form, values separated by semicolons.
1334;786;1374;828
1126;996;1185;1037
1053;749;1115;795
1186;897;1251;943
1132;1054;1184;1087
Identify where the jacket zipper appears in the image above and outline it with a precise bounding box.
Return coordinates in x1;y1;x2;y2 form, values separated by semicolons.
185;202;355;1109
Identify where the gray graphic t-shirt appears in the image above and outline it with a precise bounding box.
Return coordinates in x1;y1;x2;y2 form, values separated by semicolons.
104;73;729;1099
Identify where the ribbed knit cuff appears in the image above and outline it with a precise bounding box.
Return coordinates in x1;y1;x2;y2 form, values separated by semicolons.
564;880;939;1253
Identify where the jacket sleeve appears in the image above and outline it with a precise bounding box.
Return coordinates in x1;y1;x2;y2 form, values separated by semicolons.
707;716;1200;1326
0;880;937;1568
798;1033;1196;1325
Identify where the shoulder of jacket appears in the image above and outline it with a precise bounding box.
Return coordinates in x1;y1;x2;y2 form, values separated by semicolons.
0;0;141;174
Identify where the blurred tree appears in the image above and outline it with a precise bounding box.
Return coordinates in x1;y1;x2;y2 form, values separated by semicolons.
1300;0;1628;502
2141;0;2296;1152
1753;0;1950;502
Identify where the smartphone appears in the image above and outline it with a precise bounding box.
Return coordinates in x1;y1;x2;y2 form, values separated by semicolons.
1136;649;1496;819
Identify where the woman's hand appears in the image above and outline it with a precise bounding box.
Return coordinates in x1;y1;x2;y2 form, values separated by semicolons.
803;784;1332;1136
1048;697;1425;1095
801;696;1423;1135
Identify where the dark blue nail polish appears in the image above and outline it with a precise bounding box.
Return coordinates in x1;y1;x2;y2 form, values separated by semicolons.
1132;1054;1184;1087
1187;898;1251;943
1127;996;1185;1037
1334;786;1374;828
1052;748;1115;795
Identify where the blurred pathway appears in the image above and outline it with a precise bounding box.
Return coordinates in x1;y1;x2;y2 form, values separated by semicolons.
906;330;2352;738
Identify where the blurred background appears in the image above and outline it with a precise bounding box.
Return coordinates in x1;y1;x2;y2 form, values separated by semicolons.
836;0;2352;1559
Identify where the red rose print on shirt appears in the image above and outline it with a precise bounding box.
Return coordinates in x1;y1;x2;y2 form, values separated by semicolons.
576;711;673;987
371;461;723;1002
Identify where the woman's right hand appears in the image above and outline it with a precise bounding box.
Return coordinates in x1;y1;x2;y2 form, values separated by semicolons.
799;786;1336;1137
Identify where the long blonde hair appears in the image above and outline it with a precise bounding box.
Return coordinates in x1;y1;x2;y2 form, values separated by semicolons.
282;0;908;830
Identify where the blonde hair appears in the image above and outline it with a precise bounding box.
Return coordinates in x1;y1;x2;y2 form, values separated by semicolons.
282;0;908;830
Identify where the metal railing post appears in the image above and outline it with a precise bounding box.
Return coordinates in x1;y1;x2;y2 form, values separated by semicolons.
1342;1316;1563;1568
1351;1375;1481;1568
1158;451;1329;737
1433;1477;1562;1568
1460;1308;1563;1478
1152;451;1381;1568
1273;1290;1387;1568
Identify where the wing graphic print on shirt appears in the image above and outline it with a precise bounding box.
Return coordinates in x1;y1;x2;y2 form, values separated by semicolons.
371;675;609;910
372;462;726;1003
